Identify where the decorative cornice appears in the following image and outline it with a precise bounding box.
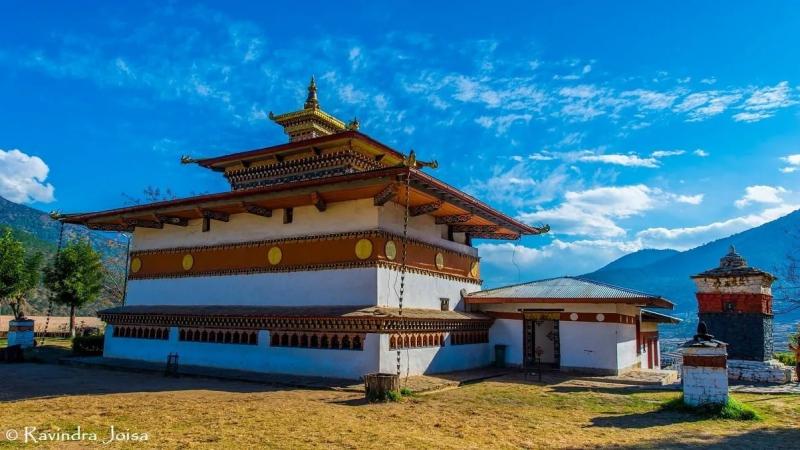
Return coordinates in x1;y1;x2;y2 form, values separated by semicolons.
100;312;493;333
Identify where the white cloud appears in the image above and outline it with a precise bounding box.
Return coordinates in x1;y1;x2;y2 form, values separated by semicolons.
673;91;742;122
0;149;55;204
463;162;568;209
693;149;710;157
578;153;658;168
651;149;685;158
518;185;659;238
780;154;800;173
478;238;642;282
620;89;678;110
637;204;799;250
675;194;704;205
474;113;533;134
734;185;787;208
734;81;796;122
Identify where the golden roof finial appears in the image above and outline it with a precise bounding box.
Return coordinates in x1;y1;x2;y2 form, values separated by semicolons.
304;75;319;110
403;149;438;170
346;117;360;131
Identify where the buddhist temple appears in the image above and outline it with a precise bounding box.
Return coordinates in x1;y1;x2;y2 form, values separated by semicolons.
56;79;678;379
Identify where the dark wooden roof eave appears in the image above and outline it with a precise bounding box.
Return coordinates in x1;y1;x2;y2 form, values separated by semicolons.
57;168;541;238
192;131;407;169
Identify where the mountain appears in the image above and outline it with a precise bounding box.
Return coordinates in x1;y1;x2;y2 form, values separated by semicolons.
594;248;680;272
0;196;126;316
583;209;800;350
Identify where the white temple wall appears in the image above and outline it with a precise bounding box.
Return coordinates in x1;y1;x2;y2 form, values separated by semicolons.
489;318;523;366
131;198;477;258
378;202;477;256
693;275;772;295
559;321;622;373
103;326;381;380
132;199;381;251
615;322;639;372
376;334;492;376
376;268;479;311
125;268;378;306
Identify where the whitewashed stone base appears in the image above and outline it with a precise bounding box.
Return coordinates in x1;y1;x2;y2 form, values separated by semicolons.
728;359;795;384
682;366;729;406
8;319;35;349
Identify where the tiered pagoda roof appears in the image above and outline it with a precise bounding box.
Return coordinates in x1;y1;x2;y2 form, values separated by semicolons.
56;78;548;240
691;246;776;280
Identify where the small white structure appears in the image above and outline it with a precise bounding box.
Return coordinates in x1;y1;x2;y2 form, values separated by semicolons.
7;319;35;348
465;277;680;375
680;322;728;407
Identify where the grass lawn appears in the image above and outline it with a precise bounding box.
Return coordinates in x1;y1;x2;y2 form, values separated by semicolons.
1;367;799;449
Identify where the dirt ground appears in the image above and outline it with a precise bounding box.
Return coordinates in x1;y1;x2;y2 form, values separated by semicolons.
1;363;799;449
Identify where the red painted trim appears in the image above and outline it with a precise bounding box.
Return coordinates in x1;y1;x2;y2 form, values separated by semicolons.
483;311;638;324
683;355;727;368
466;296;673;308
696;292;772;314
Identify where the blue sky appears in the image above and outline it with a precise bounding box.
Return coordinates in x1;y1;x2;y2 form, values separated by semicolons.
2;1;800;286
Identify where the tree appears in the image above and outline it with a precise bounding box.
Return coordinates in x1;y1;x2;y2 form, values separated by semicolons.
0;229;26;318
8;252;43;320
44;240;104;337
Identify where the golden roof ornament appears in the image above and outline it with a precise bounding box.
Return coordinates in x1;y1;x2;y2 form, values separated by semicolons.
269;76;348;142
304;76;320;110
403;149;438;170
346;117;360;131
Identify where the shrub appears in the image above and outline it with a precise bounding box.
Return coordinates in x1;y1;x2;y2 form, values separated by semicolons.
661;395;761;421
72;334;104;356
400;387;414;396
386;390;403;402
774;351;797;367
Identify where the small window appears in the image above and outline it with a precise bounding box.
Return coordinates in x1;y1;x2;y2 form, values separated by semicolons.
440;298;450;311
283;207;294;224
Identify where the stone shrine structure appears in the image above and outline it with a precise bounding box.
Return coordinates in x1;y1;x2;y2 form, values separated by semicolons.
680;322;728;407
691;246;794;384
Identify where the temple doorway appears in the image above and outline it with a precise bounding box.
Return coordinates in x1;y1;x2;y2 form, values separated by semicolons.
523;311;561;369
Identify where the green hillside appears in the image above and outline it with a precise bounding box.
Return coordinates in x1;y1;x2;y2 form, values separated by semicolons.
0;196;127;316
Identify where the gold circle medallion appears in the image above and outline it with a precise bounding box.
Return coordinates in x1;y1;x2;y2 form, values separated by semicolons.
384;240;397;261
182;254;194;271
130;257;142;274
470;261;479;278
268;246;282;265
435;252;444;270
355;239;373;260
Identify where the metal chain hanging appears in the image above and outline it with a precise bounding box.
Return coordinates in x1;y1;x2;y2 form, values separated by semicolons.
41;220;65;345
396;167;412;377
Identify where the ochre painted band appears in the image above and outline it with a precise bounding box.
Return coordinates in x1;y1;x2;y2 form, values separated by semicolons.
128;230;480;283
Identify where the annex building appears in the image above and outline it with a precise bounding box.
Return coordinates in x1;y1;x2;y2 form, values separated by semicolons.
59;79;678;379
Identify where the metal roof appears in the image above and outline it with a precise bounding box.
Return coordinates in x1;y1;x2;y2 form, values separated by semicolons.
465;276;674;308
641;309;682;324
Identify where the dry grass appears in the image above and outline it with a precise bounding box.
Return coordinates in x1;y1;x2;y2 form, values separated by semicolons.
0;366;799;449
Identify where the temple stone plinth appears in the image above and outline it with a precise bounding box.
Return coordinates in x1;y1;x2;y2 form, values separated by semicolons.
681;323;728;407
7;319;35;349
691;246;794;384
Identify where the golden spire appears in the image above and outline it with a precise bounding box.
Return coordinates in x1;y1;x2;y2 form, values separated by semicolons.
269;76;347;142
304;75;319;110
